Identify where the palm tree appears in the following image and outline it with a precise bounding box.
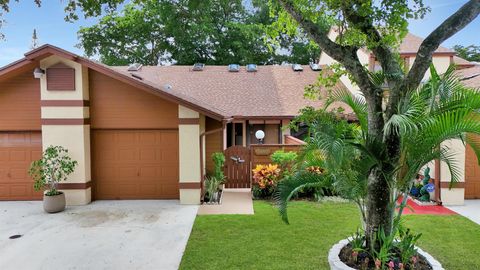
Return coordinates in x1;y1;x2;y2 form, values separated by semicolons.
276;64;480;252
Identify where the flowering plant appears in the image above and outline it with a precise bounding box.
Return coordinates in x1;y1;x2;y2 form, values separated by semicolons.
252;164;281;192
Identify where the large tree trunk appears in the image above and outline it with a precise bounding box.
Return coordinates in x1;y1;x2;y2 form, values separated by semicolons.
365;167;393;249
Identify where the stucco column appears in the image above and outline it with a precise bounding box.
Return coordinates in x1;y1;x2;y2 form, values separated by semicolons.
178;105;202;204
440;139;466;205
39;56;91;205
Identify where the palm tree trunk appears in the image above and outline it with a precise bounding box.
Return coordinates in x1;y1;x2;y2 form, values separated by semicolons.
365;168;393;250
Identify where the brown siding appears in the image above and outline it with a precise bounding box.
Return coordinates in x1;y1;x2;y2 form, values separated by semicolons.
264;124;280;144
89;70;179;129
284;135;306;145
0;70;41;131
465;134;480;199
205;117;223;174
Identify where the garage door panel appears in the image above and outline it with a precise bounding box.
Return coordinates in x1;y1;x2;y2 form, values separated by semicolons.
93;130;179;200
0;131;42;200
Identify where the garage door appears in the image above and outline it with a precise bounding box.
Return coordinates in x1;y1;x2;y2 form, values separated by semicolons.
465;138;480;199
92;130;179;200
0;132;42;200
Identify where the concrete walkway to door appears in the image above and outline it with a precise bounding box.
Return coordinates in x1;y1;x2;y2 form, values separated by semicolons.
198;188;254;215
0;200;198;270
447;200;480;225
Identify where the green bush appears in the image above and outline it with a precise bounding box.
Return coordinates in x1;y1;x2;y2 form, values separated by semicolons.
28;145;78;196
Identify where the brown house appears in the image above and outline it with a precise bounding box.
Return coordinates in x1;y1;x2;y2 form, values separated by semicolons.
0;45;349;205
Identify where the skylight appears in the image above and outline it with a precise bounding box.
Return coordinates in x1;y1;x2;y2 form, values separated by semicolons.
127;63;143;72
292;64;303;72
246;64;257;72
228;64;240;72
192;63;205;71
309;63;322;71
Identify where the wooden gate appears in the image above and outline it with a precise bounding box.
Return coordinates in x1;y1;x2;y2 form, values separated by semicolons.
224;146;251;188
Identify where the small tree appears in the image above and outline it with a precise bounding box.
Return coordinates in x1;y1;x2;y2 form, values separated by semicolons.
29;146;78;196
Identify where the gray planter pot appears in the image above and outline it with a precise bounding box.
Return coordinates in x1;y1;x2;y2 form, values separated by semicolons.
328;238;444;270
43;192;66;213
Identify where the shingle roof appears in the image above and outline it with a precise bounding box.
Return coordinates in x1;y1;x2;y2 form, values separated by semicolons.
456;65;480;89
400;33;454;54
110;65;352;118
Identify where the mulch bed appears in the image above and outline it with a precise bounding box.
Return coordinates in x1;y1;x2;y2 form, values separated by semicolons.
339;243;433;270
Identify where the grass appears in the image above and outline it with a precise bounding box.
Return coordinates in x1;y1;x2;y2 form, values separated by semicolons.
180;201;480;270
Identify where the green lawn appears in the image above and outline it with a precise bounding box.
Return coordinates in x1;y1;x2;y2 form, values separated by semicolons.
180;201;480;270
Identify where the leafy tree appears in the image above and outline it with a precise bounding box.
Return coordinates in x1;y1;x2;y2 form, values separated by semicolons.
78;0;319;65
453;44;480;62
277;65;480;256
269;0;480;249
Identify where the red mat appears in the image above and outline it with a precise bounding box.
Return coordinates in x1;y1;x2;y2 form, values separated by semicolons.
398;197;457;216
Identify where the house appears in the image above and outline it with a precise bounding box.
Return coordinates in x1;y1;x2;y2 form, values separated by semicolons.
0;44;349;205
319;30;479;205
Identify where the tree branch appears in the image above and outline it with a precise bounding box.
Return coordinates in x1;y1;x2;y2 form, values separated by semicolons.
277;0;380;109
404;0;480;92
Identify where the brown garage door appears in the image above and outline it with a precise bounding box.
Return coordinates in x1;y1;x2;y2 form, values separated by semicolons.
92;130;179;200
0;132;42;200
465;138;480;199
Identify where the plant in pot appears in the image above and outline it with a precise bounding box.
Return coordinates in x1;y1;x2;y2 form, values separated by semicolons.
28;145;78;213
204;152;226;203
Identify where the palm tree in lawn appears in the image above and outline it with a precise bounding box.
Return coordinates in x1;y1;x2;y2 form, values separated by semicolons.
276;64;480;253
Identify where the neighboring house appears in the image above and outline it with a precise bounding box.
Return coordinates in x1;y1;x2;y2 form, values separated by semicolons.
0;45;349;205
319;29;479;205
456;66;480;201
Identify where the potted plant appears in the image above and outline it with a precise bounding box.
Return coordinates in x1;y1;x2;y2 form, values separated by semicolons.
28;145;78;213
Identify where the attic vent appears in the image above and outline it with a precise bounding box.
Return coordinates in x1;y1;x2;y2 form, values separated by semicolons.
192;63;205;71
309;63;322;71
246;64;257;72
228;64;240;72
127;63;142;71
292;64;303;72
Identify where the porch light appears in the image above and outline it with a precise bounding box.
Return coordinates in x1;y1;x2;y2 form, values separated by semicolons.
33;67;45;79
255;130;265;144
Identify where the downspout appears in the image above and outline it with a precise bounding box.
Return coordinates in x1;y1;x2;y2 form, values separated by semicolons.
435;159;442;205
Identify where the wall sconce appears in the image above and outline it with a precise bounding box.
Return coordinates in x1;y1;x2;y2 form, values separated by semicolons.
255;130;265;144
33;67;45;79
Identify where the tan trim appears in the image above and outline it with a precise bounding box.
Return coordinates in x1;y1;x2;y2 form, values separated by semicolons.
179;182;202;189
41;100;90;107
440;182;465;189
41;118;90;125
179;118;200;125
57;181;92;190
233;116;295;120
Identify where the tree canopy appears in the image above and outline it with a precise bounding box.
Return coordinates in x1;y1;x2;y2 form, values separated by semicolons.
453;44;480;62
77;0;319;65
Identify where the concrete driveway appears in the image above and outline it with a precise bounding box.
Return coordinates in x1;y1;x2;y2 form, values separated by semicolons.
0;200;198;270
447;199;480;225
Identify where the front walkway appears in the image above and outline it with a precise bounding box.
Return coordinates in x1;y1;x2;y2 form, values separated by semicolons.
0;200;198;270
197;188;254;215
447;199;480;225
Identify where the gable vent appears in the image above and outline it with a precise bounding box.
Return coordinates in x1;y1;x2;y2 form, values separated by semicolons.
309;63;322;71
228;64;240;72
292;64;303;72
127;63;142;72
192;63;205;71
246;64;257;72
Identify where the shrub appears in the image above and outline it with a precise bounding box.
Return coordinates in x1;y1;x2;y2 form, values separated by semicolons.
271;150;298;177
28;145;78;196
212;152;225;180
252;164;281;198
